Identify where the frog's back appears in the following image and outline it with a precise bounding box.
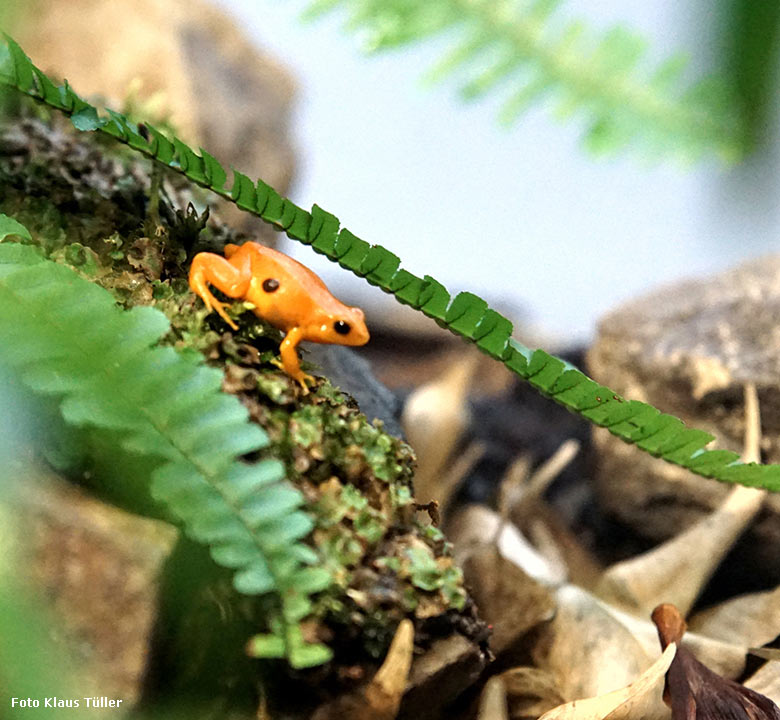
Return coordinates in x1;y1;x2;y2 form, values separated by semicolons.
246;243;328;290
234;242;352;316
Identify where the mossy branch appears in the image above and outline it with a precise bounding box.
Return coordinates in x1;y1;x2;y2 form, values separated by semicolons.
1;36;778;495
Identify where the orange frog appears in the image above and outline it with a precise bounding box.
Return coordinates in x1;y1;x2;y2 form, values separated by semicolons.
189;242;369;392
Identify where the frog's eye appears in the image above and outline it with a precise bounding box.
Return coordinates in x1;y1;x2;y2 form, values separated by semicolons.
333;321;351;335
262;278;280;292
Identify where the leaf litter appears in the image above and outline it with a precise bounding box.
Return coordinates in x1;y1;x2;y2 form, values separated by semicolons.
392;375;780;719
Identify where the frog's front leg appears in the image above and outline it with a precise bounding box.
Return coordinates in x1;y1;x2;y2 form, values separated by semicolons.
189;251;251;330
277;326;316;393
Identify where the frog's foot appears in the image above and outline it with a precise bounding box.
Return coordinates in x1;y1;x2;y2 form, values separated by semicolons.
209;297;239;330
193;285;238;330
296;372;317;395
269;357;315;394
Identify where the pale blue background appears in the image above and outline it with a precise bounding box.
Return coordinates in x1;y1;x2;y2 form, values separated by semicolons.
214;1;780;342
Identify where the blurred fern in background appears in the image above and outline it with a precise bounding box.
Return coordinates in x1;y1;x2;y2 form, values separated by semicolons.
305;0;780;163
721;0;780;152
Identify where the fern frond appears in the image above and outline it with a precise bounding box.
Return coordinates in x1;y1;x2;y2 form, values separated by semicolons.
307;0;742;161
0;213;30;242
0;241;331;668
2;37;778;495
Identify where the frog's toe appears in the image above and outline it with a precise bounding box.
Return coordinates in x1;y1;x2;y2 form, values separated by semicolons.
211;299;238;330
296;373;317;395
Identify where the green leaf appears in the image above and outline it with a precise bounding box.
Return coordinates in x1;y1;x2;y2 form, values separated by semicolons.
289;642;333;669
70;107;107;131
230;170;257;211
290;566;332;594
246;633;286;658
0;215;30;242
4;34;33;91
201;148;227;191
146;124;175;164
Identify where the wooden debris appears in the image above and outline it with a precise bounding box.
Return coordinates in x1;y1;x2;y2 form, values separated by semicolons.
536;643;675;720
401;634;489;719
313;620;414;720
596;384;766;617
498;667;565;719
478;676;510;720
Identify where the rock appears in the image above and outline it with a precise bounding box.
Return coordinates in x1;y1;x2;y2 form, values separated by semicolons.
398;634;489;719
307;345;404;439
11;461;177;704
587;255;780;592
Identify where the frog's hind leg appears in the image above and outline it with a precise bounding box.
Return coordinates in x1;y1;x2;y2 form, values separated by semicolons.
189;251;252;330
276;327;316;394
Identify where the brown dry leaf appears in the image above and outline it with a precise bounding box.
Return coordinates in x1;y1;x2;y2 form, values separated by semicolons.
595;591;748;679
746;661;780;706
595;482;764;618
688;585;780;649
449;505;566;586
536;642;675;720
498;667;566;719
751;651;780;661
478;676;510;720
515;440;581;507
602;600;747;679
436;440;487;520
536;585;654;701
499;440;601;589
596;384;766;618
460;545;555;657
401;355;477;506
523;515;603;592
313;620;414;720
652;603;780;720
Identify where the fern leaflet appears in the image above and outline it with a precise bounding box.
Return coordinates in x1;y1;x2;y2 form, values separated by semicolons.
1;35;778;498
0;241;332;668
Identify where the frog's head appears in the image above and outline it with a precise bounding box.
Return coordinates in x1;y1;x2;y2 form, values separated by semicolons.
321;306;370;346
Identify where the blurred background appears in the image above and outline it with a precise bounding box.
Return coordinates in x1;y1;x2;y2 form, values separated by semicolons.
210;0;780;343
